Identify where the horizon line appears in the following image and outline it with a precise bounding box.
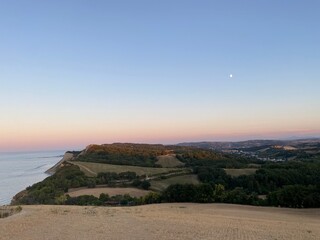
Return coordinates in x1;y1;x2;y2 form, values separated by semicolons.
1;136;320;153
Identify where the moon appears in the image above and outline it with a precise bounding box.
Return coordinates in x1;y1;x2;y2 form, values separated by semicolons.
229;74;233;78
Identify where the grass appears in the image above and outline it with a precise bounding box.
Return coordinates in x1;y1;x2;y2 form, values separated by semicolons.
224;168;258;177
71;161;184;177
247;164;261;168
150;174;200;192
155;154;185;168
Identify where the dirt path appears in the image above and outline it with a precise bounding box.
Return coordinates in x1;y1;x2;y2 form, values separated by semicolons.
45;153;74;175
68;161;97;177
1;204;319;240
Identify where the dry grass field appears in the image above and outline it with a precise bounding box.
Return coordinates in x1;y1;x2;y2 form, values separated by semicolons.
155;154;185;167
68;187;151;198
71;161;183;177
224;168;258;177
150;174;200;191
1;204;319;240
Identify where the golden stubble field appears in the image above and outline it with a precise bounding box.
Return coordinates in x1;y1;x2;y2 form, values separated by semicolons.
1;203;319;240
67;187;151;198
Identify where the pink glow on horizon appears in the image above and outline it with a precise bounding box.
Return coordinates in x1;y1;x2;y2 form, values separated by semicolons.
2;108;320;151
1;127;319;151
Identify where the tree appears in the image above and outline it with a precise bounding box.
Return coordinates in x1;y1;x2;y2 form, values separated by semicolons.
195;184;214;203
143;192;162;204
214;184;225;202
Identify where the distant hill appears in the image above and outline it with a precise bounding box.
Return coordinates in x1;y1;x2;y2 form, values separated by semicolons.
177;138;320;150
177;140;283;150
73;143;225;167
13;141;320;208
178;138;320;161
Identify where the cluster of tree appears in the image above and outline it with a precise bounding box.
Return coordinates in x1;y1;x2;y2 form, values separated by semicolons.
15;165;151;204
175;149;225;162
191;160;320;208
96;171;138;184
77;143;169;167
162;183;261;205
94;172;151;190
61;183;263;207
74;143;250;168
176;151;261;169
160;182;320;208
132;179;151;190
267;185;320;208
65;192;162;206
230;161;320;194
195;167;230;185
17;165;89;204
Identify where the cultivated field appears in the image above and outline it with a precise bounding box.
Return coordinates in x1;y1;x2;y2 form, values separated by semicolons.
155;154;185;167
71;161;183;177
224;168;257;177
150;174;200;191
1;204;319;240
68;187;151;198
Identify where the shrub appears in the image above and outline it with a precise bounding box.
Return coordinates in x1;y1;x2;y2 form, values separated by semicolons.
140;180;151;190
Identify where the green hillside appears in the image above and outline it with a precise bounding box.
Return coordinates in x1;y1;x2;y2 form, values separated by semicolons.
13;143;320;208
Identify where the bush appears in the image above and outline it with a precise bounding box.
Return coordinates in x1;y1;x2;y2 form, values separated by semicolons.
99;193;110;202
163;184;197;202
87;179;96;188
140;181;151;190
143;192;162;204
65;195;102;206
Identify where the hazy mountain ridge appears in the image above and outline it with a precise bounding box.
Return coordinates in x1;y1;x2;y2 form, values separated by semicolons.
177;138;320;150
178;138;320;161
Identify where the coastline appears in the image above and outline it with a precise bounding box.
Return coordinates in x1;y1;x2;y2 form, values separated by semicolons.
0;151;65;206
10;152;71;205
45;152;74;175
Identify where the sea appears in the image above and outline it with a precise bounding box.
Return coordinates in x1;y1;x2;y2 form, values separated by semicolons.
0;150;65;205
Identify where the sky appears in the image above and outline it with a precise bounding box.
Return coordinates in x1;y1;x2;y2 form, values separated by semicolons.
1;0;320;151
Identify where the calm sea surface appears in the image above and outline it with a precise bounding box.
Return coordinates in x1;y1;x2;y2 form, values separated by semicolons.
0;151;65;205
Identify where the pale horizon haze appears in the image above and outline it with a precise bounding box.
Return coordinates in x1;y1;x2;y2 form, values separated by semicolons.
1;1;320;151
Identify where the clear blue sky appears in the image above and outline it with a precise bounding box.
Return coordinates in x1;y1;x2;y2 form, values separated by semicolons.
1;1;319;150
